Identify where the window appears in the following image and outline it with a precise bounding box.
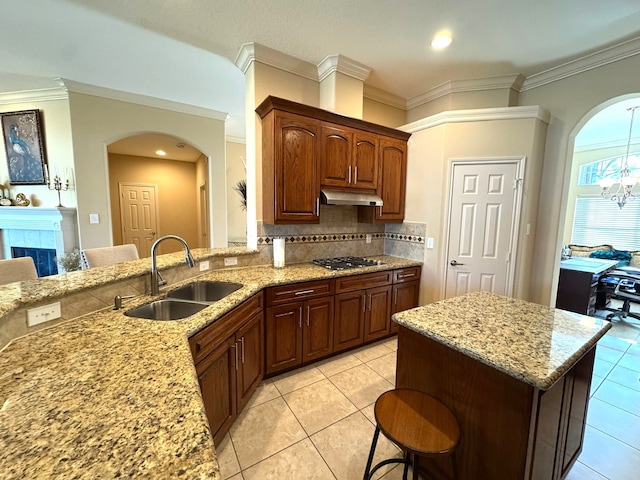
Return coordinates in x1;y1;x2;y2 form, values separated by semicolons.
571;196;640;250
577;153;640;186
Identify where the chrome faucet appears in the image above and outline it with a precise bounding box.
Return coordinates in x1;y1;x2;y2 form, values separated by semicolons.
150;235;196;295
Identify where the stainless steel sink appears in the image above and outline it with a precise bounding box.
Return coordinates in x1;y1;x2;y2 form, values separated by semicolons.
166;281;243;303
125;298;208;320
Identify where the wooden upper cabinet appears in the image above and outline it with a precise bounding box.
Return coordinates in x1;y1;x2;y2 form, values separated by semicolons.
320;125;353;188
359;136;407;223
262;110;321;224
320;126;378;191
257;96;409;225
352;131;378;190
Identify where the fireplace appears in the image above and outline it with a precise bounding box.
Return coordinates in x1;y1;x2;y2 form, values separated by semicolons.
0;207;78;276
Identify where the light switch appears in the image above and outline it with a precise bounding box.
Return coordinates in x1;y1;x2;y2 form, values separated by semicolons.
427;237;434;249
89;214;100;224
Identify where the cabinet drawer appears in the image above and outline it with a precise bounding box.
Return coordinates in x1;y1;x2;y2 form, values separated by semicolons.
266;279;334;306
190;293;264;364
393;267;421;284
335;271;392;293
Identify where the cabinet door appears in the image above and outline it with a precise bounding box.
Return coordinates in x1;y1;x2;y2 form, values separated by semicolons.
376;137;407;222
273;112;320;223
302;297;335;362
334;291;365;353
195;335;237;445
236;311;264;412
352;130;378;190
265;303;303;374
390;280;419;334
364;285;392;342
320;125;352;188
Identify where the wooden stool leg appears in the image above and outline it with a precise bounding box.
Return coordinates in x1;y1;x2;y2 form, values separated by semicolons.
363;426;381;480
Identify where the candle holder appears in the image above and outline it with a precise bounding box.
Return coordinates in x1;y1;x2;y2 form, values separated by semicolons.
47;174;70;207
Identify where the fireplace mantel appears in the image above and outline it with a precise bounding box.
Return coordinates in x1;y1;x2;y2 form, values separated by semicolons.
0;207;79;263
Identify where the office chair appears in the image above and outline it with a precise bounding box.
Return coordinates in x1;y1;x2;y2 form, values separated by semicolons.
602;268;640;321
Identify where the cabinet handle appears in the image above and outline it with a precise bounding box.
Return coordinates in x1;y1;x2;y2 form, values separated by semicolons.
394;289;397;306
354;166;358;184
298;307;303;328
348;165;352;184
232;343;238;371
295;289;315;296
316;198;320;216
362;293;366;312
240;336;245;364
368;294;372;311
398;272;415;279
306;305;310;326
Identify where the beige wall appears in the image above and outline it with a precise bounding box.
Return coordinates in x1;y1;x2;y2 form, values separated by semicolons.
518;54;640;305
405;116;546;304
0;98;75;208
108;153;199;255
226;140;247;243
67;92;227;250
362;98;406;128
195;154;209;248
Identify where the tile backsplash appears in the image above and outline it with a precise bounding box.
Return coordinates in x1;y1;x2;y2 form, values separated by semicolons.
257;205;426;265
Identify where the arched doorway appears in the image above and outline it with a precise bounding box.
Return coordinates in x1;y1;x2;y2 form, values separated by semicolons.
562;96;640;250
107;133;209;256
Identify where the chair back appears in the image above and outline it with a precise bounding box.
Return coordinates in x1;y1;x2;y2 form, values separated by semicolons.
0;257;38;285
82;244;140;268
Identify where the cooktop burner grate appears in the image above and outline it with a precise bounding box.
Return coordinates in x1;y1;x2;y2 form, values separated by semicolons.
312;256;384;271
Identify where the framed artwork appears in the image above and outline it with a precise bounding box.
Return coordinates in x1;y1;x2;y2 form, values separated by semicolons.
1;109;48;185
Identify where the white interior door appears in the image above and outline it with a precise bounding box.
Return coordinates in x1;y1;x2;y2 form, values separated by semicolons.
444;160;523;298
119;183;158;256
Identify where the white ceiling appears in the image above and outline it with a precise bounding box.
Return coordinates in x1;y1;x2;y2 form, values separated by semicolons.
3;0;640;143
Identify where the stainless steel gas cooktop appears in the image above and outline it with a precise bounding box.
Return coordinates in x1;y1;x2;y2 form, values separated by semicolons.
312;256;384;271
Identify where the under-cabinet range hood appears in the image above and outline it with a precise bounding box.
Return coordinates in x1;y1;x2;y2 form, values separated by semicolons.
321;190;383;207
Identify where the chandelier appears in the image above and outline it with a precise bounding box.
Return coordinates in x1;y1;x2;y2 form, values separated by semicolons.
600;106;640;209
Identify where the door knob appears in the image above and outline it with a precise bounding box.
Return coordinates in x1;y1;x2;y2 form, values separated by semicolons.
450;260;465;266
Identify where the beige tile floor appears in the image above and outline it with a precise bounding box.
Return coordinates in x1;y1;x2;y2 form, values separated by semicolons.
217;316;640;480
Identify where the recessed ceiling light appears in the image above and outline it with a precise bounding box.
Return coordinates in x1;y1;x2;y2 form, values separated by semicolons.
155;150;167;156
431;33;453;50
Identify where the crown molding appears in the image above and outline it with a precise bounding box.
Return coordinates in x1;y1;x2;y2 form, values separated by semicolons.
225;135;246;144
362;84;407;110
234;42;318;81
0;86;68;105
406;74;525;110
57;78;228;121
522;36;640;91
316;54;372;82
402;105;550;133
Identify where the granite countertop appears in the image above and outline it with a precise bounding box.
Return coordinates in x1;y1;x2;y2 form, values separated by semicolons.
392;291;611;390
0;255;420;479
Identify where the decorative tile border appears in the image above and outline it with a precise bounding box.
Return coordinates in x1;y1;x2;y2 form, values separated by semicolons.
257;232;425;245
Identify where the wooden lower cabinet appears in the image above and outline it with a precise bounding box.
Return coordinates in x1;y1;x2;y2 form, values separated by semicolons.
189;294;264;445
266;296;334;374
334;291;366;352
363;285;392;342
390;280;420;334
195;336;237;445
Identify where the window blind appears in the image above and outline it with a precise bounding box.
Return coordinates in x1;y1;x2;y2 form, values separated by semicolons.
571;196;640;251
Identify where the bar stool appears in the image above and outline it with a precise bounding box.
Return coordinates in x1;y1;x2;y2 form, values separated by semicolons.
363;388;461;480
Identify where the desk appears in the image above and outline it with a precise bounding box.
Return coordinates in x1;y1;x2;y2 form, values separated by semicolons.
556;257;618;315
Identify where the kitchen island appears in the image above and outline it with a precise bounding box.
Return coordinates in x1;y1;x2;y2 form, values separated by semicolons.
393;291;611;480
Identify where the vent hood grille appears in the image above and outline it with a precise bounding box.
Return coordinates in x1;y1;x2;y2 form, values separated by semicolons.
321;190;383;206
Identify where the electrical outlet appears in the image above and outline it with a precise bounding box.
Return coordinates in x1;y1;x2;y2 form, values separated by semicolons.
27;302;62;327
224;257;238;266
89;213;99;224
366;234;372;244
199;260;210;271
